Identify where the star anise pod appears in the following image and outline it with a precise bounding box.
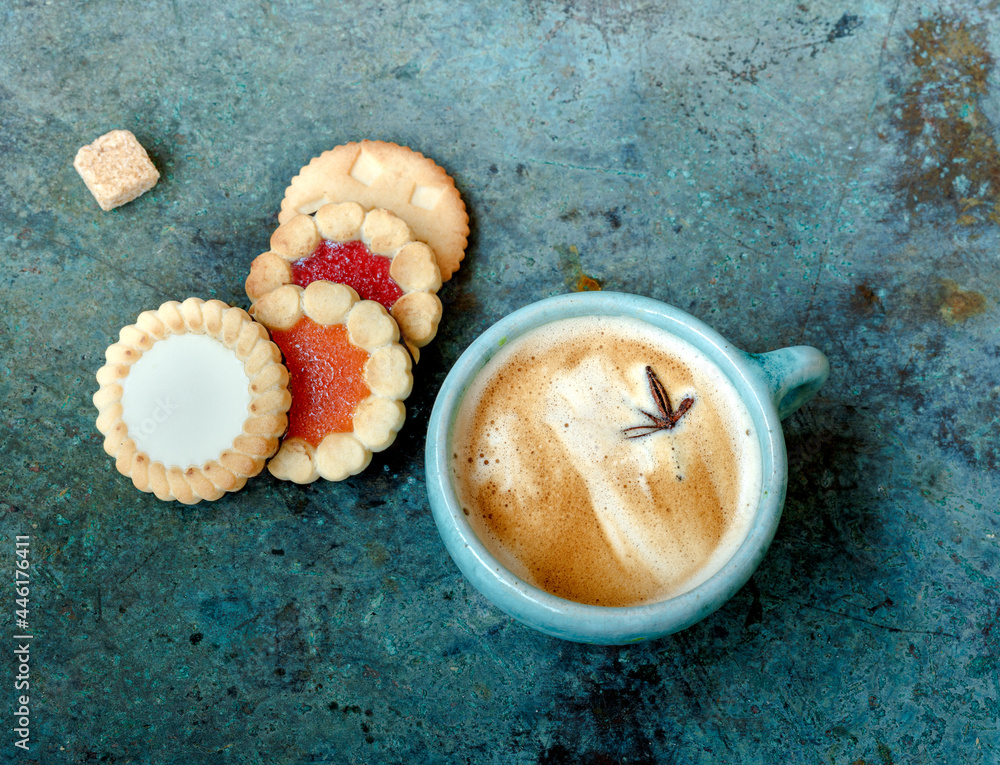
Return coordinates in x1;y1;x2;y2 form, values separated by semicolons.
622;366;694;439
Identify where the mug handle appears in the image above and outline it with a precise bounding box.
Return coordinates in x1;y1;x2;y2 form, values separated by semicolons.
746;346;829;420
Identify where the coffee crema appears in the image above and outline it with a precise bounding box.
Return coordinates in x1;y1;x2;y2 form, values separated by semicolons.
449;315;762;607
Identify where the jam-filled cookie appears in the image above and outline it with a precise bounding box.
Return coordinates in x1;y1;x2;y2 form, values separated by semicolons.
279;140;469;281
252;281;413;483
246;204;442;357
93;298;291;504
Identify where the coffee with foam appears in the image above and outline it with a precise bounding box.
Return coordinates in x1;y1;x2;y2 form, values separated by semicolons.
449;315;762;607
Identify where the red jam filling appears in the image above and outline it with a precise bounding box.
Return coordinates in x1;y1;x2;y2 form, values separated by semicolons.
269;318;370;447
292;240;404;311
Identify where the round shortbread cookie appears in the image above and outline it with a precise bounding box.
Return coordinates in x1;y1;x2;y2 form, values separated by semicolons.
252;282;413;483
279;141;469;282
246;204;443;356
93;298;292;504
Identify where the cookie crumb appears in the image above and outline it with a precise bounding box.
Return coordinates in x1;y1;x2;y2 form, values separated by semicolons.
74;129;160;211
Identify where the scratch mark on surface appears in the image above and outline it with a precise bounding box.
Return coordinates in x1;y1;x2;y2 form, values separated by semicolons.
749;81;812;126
516;156;648;179
797;0;901;345
37;558;67;594
795;601;960;639
120;545;163;585
236;611;264;636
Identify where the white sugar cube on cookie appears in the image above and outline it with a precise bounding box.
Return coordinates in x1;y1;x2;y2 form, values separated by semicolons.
74;129;160;211
280;141;469;281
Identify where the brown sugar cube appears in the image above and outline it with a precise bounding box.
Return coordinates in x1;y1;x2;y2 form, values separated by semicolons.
74;129;160;211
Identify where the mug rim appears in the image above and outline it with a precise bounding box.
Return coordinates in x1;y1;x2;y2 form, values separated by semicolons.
425;291;787;643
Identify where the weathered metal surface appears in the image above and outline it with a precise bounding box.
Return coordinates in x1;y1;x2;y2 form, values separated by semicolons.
1;0;997;762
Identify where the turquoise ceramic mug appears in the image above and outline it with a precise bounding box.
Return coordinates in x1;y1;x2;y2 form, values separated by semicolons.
425;292;828;644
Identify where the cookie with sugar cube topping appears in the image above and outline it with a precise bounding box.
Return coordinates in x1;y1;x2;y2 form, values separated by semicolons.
280;140;469;282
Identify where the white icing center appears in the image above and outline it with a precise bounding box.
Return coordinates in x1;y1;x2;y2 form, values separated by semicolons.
120;334;252;468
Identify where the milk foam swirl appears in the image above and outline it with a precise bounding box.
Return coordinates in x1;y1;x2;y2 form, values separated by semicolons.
450;316;762;607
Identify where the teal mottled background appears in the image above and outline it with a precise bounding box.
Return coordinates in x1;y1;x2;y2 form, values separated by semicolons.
1;1;998;763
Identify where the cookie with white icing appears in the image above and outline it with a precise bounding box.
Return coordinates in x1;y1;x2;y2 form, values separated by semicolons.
252;281;413;483
279;141;469;281
246;204;442;357
93;298;291;504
